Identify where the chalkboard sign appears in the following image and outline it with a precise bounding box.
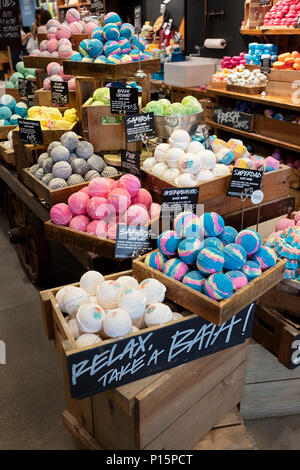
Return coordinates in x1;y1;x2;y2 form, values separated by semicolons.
261;56;271;74
291;336;300;369
90;0;105;15
67;302;255;398
0;0;21;50
259;0;270;5
227;168;264;198
51;81;69;106
214;107;254;132
110;88;138;115
115;224;154;259
18;119;43;145
124;112;155;143
134;5;142;34
18;78;27;97
121;149;141;178
26;80;36;107
161;187;199;217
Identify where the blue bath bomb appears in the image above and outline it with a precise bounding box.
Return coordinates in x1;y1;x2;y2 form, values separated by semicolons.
158;230;181;256
203;273;234;300
199;212;225;237
87;39;104;58
196;247;225;275
218;226;238;245
178;237;203;265
182;271;205;292
70;52;83;61
0;94;16;110
204;237;224;251
0;106;12;120
223;243;247;271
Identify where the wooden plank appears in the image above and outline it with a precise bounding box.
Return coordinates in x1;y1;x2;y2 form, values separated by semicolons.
35;88;77;109
23;55;64;70
62;410;103;450
194;423;256;450
0;125;17;140
259;284;300;316
255;115;300;147
40;291;55;341
212;408;242;429
227;84;266;95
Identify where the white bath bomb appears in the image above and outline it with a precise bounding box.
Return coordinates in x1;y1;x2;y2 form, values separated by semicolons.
196;169;214;182
151;162;168;177
102;308;132;338
143;157;156;171
50;145;70;162
140;278;166;304
212;164;230;177
187;141;205;154
62;286;90;316
144;302;173;327
76;303;105;333
76;333;102;348
198;150;216;170
165;147;185;168
90;296;98;304
178;152;202;175
117;275;141;291
80;270;105;295
154;143;170;162
173;312;184;320
55;285;74;311
118;289;146;322
52;161;72;179
175;173;196;187
96;280;123;309
68;318;80;339
169;129;191;151
163;168;181;182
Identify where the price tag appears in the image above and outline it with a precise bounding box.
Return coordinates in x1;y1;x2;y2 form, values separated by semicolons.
26;80;36;107
124;112;155;143
251;190;264;205
18;78;28;97
90;0;105;16
134;6;142;34
261;57;271;74
121;149;141;178
227;168;264;198
51;81;69;106
115;224;154;259
110;88;138;115
18;119;43;145
161;187;199;216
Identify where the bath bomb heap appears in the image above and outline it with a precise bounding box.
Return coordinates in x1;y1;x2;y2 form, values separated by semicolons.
80;270;104;295
96;280;123;309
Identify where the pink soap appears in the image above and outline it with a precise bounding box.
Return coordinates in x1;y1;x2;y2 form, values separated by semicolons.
108;188;131;214
125;204;149;226
80;187;90;195
70;21;84;34
275;217;295;231
58;45;73;58
116;174;141;197
69;215;90;232
86;197;107;219
47;38;58;52
50;203;72;226
57;24;71;40
68;191;90;215
84;22;98;34
149;203;161;221
47;27;57;40
66;8;80;24
87;220;108;238
88;177;113;197
132;188;152;209
58;38;72;48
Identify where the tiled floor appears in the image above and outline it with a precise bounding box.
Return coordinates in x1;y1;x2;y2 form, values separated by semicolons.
0;211;299;450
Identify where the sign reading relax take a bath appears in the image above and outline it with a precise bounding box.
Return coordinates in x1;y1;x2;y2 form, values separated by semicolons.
67;303;255;399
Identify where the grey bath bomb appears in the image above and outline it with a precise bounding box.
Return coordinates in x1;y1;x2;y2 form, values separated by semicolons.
42;157;54;174
41;173;53;186
67;174;85;186
101;166;119;177
60;131;79;151
35;168;44;180
71;158;89;176
50;145;70;163
87;154;106;173
75;141;94;159
47;141;61;155
38;152;49;168
84;170;100;182
29;164;39;175
52;161;72;180
49;178;68;190
69;153;77;163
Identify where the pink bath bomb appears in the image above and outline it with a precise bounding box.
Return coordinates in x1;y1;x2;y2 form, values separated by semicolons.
87;220;108;238
58;45;73;58
149;203;161;221
125;204;149;226
47;19;60;30
132;188;152;209
43;77;51;90
66;8;80;24
30;49;41;56
69;215;90;232
68;78;76;91
47;38;58;52
68;191;90;215
107;223;119;240
47;27;58;40
80;187;90;195
88;177;114;197
40;40;48;51
86;196;107;219
51;51;59;57
50;74;63;83
50;203;72;226
84;22;98;34
108;188;131;214
58;65;74;81
69;21;84;34
275;217;295;231
46;61;61;76
57;24;71;40
41;50;51;57
116;174;141;198
58;38;72;48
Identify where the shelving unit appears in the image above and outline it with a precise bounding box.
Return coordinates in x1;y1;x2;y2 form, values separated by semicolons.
240;28;300;36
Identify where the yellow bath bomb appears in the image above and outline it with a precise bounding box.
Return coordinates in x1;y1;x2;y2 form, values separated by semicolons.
52;119;72;129
64;108;78;123
235;157;253;169
28;106;43;118
211;138;227;154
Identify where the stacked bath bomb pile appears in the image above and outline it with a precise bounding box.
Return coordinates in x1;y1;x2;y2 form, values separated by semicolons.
27;105;77;130
220;53;247;69
245;43;278;66
0;94;28;127
144;95;203;116
144;211;277;301
226;67;267;88
30;10;100;58
42;61;75;91
6;61;36;89
70;11;153;64
55;270;182;348
265;211;300;281
29;131;118;189
263;0;300;28
50;173;161;239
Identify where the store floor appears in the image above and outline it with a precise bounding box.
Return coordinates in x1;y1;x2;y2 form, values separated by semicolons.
0;210;300;451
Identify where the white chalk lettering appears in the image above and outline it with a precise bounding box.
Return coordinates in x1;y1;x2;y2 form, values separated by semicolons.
147;348;165;366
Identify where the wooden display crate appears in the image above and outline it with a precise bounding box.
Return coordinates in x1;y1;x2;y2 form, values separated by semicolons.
5;88;21;102
259;279;300;317
255;115;300;147
0;125;17;141
209;81;227;90
133;251;285;326
244;0;272;29
266;69;300;97
0;142;15;166
35;88;77;109
226;84;266;95
200;98;214;121
23;55;64;70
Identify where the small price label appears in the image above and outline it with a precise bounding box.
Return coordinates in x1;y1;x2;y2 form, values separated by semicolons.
18;119;43;145
18;78;28;97
51;81;69;106
227;168;264;198
124;112;155;143
251;190;264;205
26;80;37;107
110;87;139;115
121;149;141;178
115;224;154;259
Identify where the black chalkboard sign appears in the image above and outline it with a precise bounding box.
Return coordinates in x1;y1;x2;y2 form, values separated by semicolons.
18;78;27;97
115;224;154;259
161;187;199;217
214;107;254;132
261;56;271;74
91;0;105;15
121;149;141;178
259;0;270;5
67;302;255;398
18;119;43;145
26;80;36;107
290;336;300;370
124;112;155;143
51;81;69;106
134;5;142;34
110;87;139;115
227;168;264;198
0;0;21;50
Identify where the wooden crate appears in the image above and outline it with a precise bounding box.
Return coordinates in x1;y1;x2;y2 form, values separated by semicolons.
255;115;300;146
35;88;77;109
132;251;285;325
226;84;266;95
209;81;227;90
290;167;300;190
5;88;21;102
200;98;214;121
0;125;17;141
259;279;300;317
244;0;272;29
0;142;15;166
23;55;64;70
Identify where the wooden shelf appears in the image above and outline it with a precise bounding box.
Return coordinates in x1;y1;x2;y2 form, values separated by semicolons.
241;28;300;36
206;119;300;153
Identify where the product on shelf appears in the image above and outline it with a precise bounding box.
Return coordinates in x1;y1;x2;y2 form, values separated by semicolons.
27;106;78;129
245;43;278;66
0;95;28;127
273;51;300;70
144;95;203;116
226;68;267;88
263;0;300;28
221;53;247;69
5;62;36;89
43;61;75;91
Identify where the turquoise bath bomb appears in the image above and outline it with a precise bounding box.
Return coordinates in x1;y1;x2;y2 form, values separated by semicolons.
0;106;12;120
158;230;181;256
10;114;22;125
14;102;28;118
178;237;203;265
223;243;247;271
0;94;16;110
218;226;238;245
182;271;205;292
203;273;234;300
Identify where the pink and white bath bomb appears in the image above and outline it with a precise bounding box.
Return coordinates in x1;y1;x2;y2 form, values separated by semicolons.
57;23;71;40
144;302;173;327
47;19;60;30
96;280;123;309
30;49;41;56
66;8;80;23
108;188;131;214
41;50;51;57
68;191;90;215
69;215;90;232
86;220;108;238
84;22;98;35
102;308;132;338
88;177;113;197
69;21;84;34
47;27;57;40
50;203;72;225
50;74;63;83
86;196;107;219
46;61;61;76
40;40;48;51
275;217;295;231
125;204;149;226
58;45;73;58
76;334;102;348
116;174;141;197
58;38;72;48
47;38;58;52
68;78;76;91
80;270;104;295
132;188;152;209
43;77;51;90
76;304;105;333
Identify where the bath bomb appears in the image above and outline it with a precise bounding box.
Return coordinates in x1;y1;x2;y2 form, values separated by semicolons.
132;189;152;210
169;129;191;151
79;39;90;56
178;237;204;264
195;170;214;182
84;170;100;182
216;148;234;165
165;147;185;168
182;271;205;292
86;196;107;219
91;27;104;41
86;220;108;238
50;203;72;225
163;258;189;281
264;156;280;172
47;27;57;40
144;251;167;272
242;261;262;281
101;166;119;178
144;302;173;327
0;106;12;120
118;38;131;54
218;226;238;245
68;318;80;340
76;141;94;159
68;191;90;215
164;168;181;183
104;23;120;41
158;230;181;256
198;150;216;170
120;54;133;64
251;246;277;271
187;141;205;154
58;45;73;59
87;39;104;58
69;21;84;34
47;19;60;30
140;278;166;304
174;212;202;239
152;162;169;176
96;280;123;309
105;12;122;27
47;39;58;53
178;152;202;175
223;243;247;270
203;273;234;300
38;152;48;168
212;164;231;177
196;247;225;275
76;334;102;348
174;174;196;187
76;304;105;334
154;143;170;162
87;154;106;173
117;174;141;198
42;174;54;186
104;40;121;56
235;229;261;256
55;286;74;311
102;308;132;338
204;237;224;251
125;205;149;226
30;164;39;176
30;49;41;56
132;35;147;52
14;102;28;117
143;157;156;170
119;289;147;323
47;141;61;155
199;212;225;237
84;22;98;35
108;188;131;214
71;158;89;176
49;178;68;190
67;174;85;186
69;215;90;232
50;145;70;163
120;23;135;40
62;286;90;315
275;217;295;231
60;131;79;151
66;8;80;23
52;161;72;180
49;73;63;83
226;271;248;291
57;23;71;40
34;168;44;180
115;276;139;293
